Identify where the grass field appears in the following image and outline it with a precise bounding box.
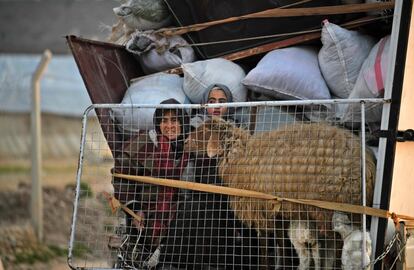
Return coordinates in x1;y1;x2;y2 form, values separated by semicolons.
0;158;113;191
0;157;114;269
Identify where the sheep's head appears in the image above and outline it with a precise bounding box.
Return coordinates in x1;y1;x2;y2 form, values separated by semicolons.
332;212;353;237
185;117;245;158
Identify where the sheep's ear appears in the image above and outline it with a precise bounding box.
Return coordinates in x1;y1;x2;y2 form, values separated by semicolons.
207;131;222;158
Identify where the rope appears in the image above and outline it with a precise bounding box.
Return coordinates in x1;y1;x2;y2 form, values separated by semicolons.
182;28;321;47
136;15;391;77
112;173;414;223
177;15;392;47
280;0;314;9
101;191;143;223
155;2;395;37
156;0;314;37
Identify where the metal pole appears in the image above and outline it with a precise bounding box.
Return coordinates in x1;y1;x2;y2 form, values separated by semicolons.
361;101;368;268
31;49;52;242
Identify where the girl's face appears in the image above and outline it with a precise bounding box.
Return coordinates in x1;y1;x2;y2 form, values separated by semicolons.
206;88;228;117
160;110;181;140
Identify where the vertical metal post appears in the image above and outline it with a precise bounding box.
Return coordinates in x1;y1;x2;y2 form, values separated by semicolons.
31;49;52;242
360;101;368;268
68;107;91;266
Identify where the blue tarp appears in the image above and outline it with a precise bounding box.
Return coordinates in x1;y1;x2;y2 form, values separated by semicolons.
0;54;92;116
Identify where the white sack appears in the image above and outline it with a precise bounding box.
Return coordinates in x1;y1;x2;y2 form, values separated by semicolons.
318;20;376;98
126;32;196;74
254;106;297;133
242;46;331;101
182;58;247;104
113;0;171;31
342;35;390;123
112;73;189;132
231;106;297;132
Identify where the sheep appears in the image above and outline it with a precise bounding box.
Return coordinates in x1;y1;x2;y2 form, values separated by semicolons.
332;212;372;270
184;117;376;241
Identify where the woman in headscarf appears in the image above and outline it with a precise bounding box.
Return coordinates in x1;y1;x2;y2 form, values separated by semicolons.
147;98;189;246
189;83;237;186
150;98;189;179
163;84;259;268
113;98;189;253
202;83;235;120
191;83;237;129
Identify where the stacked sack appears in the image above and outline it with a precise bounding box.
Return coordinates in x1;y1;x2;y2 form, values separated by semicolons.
108;0;197;75
112;58;248;134
112;17;391;135
241;20;390;126
318;20;389;123
108;0;172;44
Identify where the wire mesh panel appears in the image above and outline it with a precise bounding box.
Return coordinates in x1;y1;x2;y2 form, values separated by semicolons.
68;99;383;270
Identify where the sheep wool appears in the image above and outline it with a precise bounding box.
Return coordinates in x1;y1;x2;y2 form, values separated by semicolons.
185;117;376;236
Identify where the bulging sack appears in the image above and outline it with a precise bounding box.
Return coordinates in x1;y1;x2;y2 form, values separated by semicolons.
318;20;376;98
109;0;172;45
342;35;390;123
126;32;196;74
182;58;247;104
243;46;331;101
112;73;189;132
112;0;171;32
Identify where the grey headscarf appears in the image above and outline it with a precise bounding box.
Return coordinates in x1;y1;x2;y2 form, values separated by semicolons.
201;83;233;104
201;83;235;121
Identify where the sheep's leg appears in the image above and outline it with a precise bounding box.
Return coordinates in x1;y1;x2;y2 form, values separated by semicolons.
289;220;316;270
259;235;269;269
322;239;336;269
310;242;320;270
290;239;310;270
276;219;299;268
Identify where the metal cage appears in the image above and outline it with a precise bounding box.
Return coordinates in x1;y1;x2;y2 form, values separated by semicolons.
68;99;385;270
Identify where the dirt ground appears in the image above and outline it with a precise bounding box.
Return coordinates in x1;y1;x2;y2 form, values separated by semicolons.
0;158;114;270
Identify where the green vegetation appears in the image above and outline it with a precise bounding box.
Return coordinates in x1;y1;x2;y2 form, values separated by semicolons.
65;181;93;199
0;163;76;174
48;245;67;257
0;164;29;174
71;242;91;258
79;181;93;198
14;244;67;265
13;243;91;265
